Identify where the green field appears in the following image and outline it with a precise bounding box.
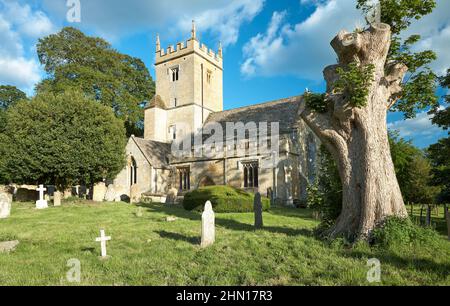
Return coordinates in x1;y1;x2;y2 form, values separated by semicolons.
0;201;449;285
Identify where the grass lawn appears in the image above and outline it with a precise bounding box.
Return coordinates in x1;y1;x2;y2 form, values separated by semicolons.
0;201;449;286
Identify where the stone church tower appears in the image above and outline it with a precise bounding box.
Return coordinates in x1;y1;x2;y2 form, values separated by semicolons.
144;21;223;143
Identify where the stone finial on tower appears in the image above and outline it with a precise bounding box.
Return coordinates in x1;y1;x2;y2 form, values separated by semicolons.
218;41;223;58
156;34;161;52
191;20;197;40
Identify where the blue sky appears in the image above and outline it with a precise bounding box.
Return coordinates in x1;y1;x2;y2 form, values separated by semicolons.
0;0;449;148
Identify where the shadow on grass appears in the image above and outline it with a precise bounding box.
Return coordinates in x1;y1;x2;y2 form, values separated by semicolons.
343;249;450;277
139;203;315;238
269;207;316;220
215;217;315;237
81;247;95;254
155;230;200;245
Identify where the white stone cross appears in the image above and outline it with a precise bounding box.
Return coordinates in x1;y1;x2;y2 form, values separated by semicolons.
35;184;48;209
95;229;111;258
201;201;215;248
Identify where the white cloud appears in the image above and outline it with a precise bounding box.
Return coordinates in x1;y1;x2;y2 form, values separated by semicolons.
177;0;265;47
0;17;22;57
403;0;450;76
241;0;450;79
0;57;40;89
1;0;55;38
241;0;364;79
388;109;445;141
0;1;54;92
41;0;264;46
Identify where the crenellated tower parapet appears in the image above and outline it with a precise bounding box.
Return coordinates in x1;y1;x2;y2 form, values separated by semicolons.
155;21;223;69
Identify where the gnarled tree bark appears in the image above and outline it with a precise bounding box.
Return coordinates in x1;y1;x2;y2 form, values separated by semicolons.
299;23;408;240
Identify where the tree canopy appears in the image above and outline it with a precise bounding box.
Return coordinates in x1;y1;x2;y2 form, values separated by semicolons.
36;27;155;136
0;85;28;133
427;68;450;203
0;90;126;189
0;85;27;110
389;131;438;204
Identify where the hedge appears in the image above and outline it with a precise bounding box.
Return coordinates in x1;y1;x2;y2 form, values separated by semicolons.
182;185;270;213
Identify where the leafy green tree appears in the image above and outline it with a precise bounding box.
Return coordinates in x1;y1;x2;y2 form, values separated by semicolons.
36;27;155;136
300;0;439;239
307;145;342;232
309;132;439;233
0;85;27;132
428;138;450;203
427;68;450;203
357;0;438;118
1;90;126;190
389;132;439;203
0;85;27;110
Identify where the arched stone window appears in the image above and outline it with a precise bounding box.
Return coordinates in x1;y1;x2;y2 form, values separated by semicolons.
129;156;137;186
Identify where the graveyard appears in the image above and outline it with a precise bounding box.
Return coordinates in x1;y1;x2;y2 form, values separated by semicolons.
1;0;450;289
0;199;449;286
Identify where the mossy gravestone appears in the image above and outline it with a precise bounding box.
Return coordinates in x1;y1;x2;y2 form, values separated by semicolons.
254;192;263;229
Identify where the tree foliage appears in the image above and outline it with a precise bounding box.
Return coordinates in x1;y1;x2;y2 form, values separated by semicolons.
427;69;450;203
357;0;438;118
0;85;28;133
427;137;450;203
389;131;438;203
0;85;27;110
0;90;126;189
36;27;155;136
307;145;342;231
334;62;375;107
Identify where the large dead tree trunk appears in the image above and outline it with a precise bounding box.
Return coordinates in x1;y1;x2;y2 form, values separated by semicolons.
299;23;408;240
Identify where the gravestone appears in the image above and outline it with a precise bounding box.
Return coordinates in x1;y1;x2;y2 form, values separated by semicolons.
15;186;38;202
104;184;116;202
93;182;107;202
254;192;263;229
0;240;19;253
35;185;48;209
0;191;12;219
201;201;215;248
95;229;111;258
53;191;62;207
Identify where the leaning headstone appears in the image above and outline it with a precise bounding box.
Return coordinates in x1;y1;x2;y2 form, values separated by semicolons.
92;182;107;202
0;240;19;253
0;191;12;219
201;201;215;248
53;191;62;207
35;185;48;209
254;192;263;229
104;184;116;202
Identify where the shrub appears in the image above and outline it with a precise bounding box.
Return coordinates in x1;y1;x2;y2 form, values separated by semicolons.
183;186;270;213
371;216;441;249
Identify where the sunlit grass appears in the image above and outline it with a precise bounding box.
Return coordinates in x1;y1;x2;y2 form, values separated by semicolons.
0;201;448;285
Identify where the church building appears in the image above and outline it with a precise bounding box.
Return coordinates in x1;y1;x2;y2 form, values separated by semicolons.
112;21;319;205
